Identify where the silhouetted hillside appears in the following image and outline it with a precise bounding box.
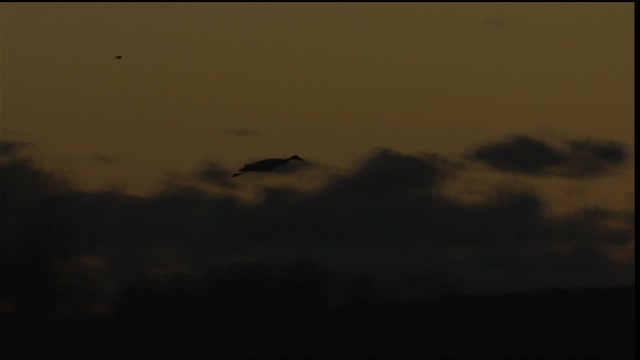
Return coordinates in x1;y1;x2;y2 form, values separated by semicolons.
1;266;634;359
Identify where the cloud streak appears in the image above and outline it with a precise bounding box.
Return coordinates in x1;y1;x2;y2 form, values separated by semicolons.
468;134;629;178
90;155;119;164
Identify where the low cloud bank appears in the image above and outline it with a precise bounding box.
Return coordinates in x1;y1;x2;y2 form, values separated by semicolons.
0;139;634;319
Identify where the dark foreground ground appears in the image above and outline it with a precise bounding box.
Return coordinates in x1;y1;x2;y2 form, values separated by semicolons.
1;286;634;359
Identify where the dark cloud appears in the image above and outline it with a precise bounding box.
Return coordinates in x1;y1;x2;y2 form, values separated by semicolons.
90;155;119;164
0;146;633;315
0;141;29;157
328;148;453;197
468;135;629;178
122;149;635;292
194;161;234;187
469;135;566;174
225;129;261;137
562;139;628;177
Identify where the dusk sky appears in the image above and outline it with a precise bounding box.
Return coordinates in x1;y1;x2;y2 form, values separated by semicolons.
2;2;634;209
0;3;635;299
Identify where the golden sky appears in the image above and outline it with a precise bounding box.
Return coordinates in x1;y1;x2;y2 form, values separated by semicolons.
0;2;634;212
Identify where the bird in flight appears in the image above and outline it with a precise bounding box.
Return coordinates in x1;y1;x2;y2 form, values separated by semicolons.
232;155;305;177
114;55;122;60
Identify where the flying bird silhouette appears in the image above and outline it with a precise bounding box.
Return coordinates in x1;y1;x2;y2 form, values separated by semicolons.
232;155;305;177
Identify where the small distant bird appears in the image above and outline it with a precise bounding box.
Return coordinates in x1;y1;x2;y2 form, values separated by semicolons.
232;155;305;177
114;55;122;60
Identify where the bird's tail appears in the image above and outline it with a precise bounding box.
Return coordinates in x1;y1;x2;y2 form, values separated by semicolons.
231;172;244;178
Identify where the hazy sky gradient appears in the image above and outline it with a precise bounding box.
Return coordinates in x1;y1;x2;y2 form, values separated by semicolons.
0;3;634;213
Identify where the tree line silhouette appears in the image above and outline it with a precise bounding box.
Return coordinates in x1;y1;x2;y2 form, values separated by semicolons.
0;251;634;358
